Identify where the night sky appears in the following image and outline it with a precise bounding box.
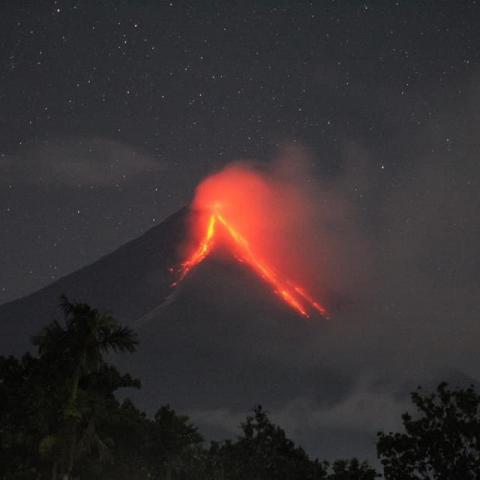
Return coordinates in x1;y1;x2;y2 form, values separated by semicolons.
2;0;480;462
2;0;478;304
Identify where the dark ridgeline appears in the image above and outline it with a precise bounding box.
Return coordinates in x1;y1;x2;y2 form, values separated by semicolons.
0;207;189;355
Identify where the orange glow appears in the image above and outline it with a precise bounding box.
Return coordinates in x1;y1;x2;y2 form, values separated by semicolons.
172;214;216;287
173;204;329;319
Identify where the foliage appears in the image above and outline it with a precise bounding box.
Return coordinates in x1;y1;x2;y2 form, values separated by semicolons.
148;404;204;478
202;406;378;480
327;459;379;479
0;296;139;480
4;295;480;479
0;353;46;479
0;295;381;479
209;405;327;480
377;382;480;479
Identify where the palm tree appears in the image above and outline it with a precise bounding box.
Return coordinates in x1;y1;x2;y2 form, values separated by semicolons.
33;295;138;480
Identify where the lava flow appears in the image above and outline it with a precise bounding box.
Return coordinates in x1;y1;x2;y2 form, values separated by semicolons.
172;205;329;319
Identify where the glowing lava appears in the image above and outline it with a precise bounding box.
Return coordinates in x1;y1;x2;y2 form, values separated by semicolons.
172;206;329;319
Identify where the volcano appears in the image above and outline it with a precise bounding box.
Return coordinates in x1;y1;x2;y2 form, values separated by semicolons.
173;206;329;318
0;207;334;402
0;207;363;459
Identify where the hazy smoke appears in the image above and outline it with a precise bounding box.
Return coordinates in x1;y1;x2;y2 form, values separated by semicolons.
186;145;372;313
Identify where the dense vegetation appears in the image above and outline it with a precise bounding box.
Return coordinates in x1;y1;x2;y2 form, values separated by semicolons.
1;297;479;479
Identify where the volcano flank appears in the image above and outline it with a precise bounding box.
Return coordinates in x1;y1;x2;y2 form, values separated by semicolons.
0;207;354;456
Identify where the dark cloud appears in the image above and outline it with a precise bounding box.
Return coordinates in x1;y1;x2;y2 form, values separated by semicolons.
1;137;165;187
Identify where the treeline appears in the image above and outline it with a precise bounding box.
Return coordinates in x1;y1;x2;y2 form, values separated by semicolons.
1;297;479;479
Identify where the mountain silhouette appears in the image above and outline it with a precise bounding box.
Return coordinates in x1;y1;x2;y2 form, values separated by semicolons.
1;207;477;461
0;206;334;411
0;207;188;354
0;207;344;450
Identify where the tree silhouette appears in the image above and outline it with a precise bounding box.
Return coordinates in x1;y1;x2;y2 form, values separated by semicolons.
0;354;46;478
328;459;378;479
209;405;327;480
148;404;204;479
1;295;380;479
377;382;480;479
32;295;138;480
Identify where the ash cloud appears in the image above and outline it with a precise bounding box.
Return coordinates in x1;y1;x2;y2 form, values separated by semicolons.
187;146;372;313
179;78;480;461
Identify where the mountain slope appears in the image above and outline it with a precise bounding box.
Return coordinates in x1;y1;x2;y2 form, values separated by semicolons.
0;207;188;355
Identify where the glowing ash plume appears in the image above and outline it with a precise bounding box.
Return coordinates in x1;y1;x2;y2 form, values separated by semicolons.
171;162;330;318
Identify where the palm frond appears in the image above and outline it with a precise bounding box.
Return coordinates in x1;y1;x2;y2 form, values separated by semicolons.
32;320;66;355
59;294;74;317
102;325;138;353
